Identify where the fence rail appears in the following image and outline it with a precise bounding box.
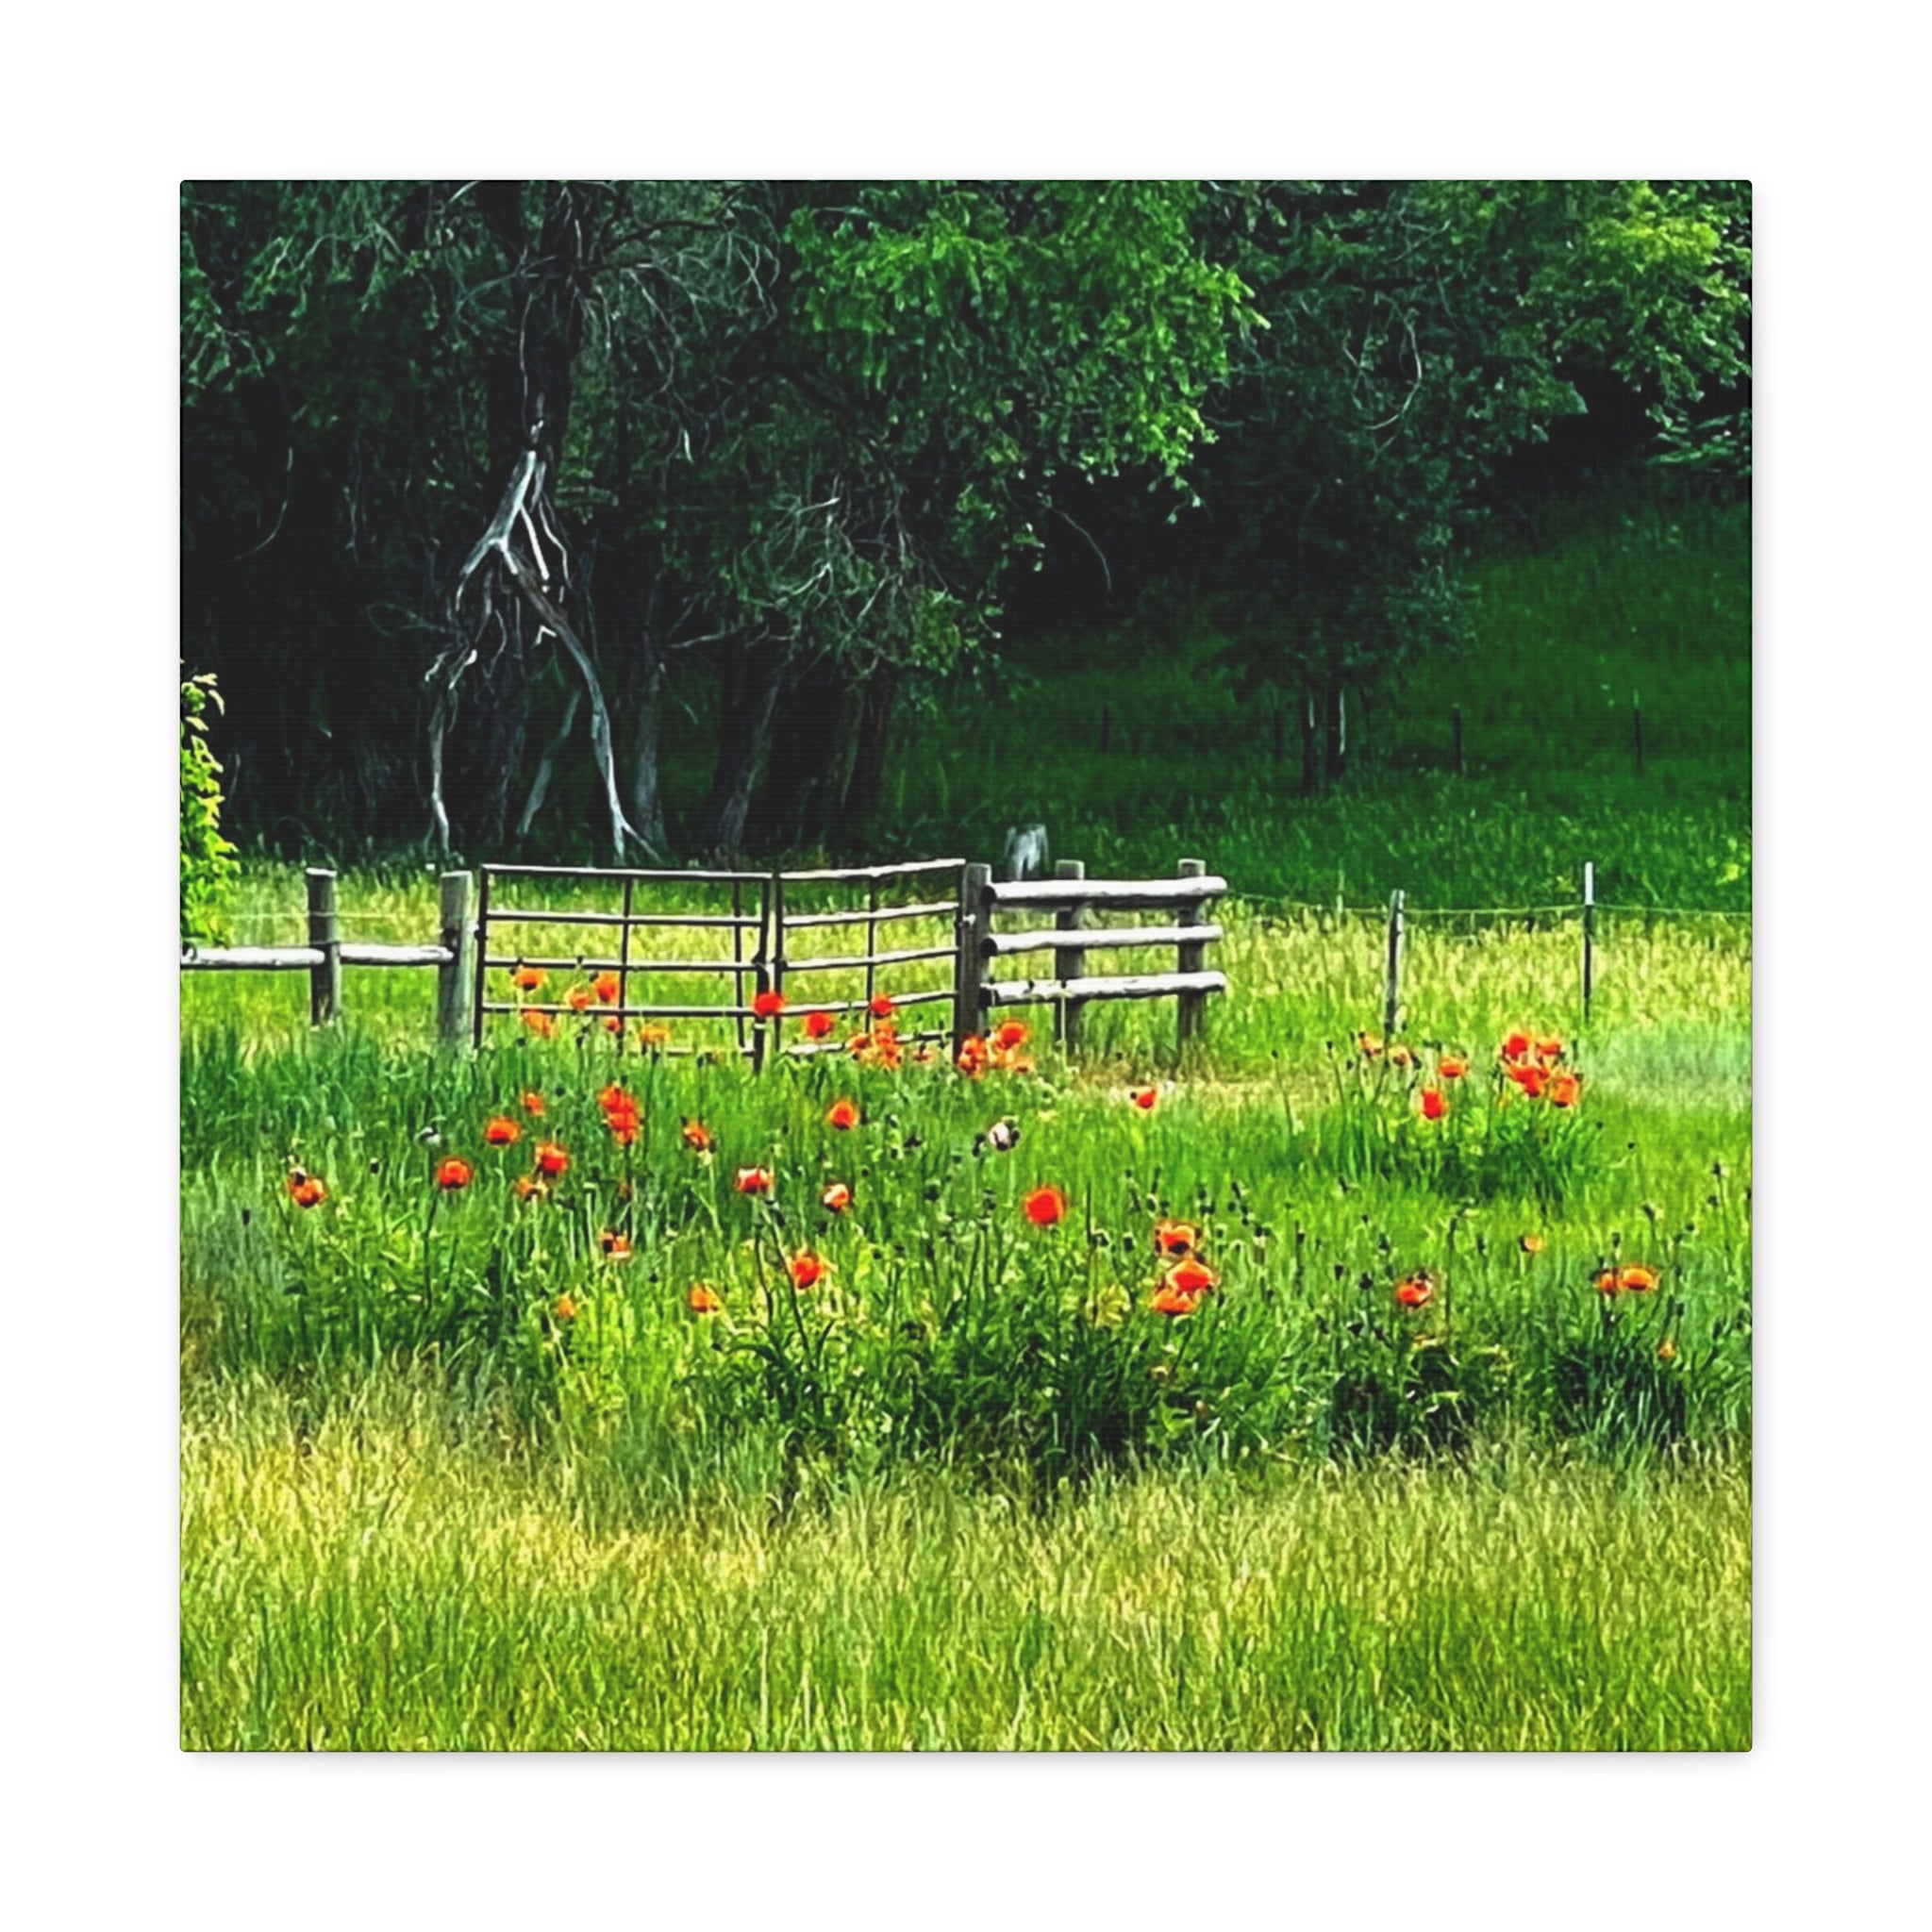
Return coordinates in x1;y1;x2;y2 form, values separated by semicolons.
957;858;1227;1053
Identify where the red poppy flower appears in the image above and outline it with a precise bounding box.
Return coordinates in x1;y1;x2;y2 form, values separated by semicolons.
1154;1220;1200;1257
1502;1030;1531;1060
822;1182;853;1213
1164;1257;1218;1297
534;1141;570;1177
483;1116;520;1146
1420;1087;1446;1121
435;1158;473;1191
592;972;621;1005
1150;1285;1201;1317
511;965;545;993
688;1284;723;1315
1394;1271;1434;1309
735;1166;774;1196
804;1010;838;1040
1507;1063;1547;1099
681;1121;713;1153
1536;1036;1564;1063
993;1021;1028;1052
957;1035;991;1077
1549;1072;1581;1108
789;1251;824;1290
1130;1086;1158;1111
287;1172;325;1209
520;1009;556;1039
1024;1186;1067;1227
606;1109;640;1148
565;985;595;1012
1438;1055;1467;1080
870;993;896;1019
1599;1263;1661;1294
752;991;787;1020
825;1099;860;1131
521;1091;545;1116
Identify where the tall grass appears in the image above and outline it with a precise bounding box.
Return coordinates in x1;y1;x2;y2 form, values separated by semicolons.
181;1369;1750;1751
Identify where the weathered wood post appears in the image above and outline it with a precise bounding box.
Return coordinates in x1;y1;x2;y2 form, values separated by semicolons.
1383;888;1406;1041
1176;858;1209;1050
438;871;474;1049
306;868;341;1027
954;862;991;1058
1055;859;1087;1053
1581;860;1596;1032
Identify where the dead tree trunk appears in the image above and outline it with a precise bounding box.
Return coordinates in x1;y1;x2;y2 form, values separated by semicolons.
697;636;788;857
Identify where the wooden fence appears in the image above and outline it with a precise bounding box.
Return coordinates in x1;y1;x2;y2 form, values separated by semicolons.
179;869;475;1043
474;859;964;1068
954;858;1228;1053
182;856;1234;1058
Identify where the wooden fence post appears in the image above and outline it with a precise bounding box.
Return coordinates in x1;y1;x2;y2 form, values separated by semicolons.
1176;858;1208;1050
306;868;341;1027
438;871;474;1049
954;863;991;1057
1055;859;1087;1053
1383;888;1405;1041
1582;860;1595;1033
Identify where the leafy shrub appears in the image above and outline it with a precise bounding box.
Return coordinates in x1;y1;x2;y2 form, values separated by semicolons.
181;672;239;946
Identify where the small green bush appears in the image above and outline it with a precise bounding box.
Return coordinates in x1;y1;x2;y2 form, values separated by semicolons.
181;671;239;947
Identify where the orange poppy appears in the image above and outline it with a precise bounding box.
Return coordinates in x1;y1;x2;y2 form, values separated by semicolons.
1507;1063;1547;1099
520;1009;556;1040
822;1182;853;1213
870;993;896;1019
1536;1036;1564;1062
512;1174;545;1202
436;1158;473;1191
510;965;545;993
638;1023;671;1049
1164;1257;1218;1297
602;1015;624;1035
1438;1055;1468;1080
994;1021;1029;1052
1130;1086;1158;1111
534;1141;570;1177
1549;1072;1581;1108
804;1010;838;1040
565;985;595;1012
1620;1264;1661;1293
1150;1284;1201;1317
593;972;620;1005
825;1099;860;1131
735;1166;774;1196
1502;1030;1531;1060
483;1116;521;1146
1024;1186;1067;1227
287;1172;325;1209
1154;1221;1200;1257
689;1285;723;1315
957;1035;991;1077
596;1084;627;1113
521;1091;545;1116
1519;1234;1544;1255
552;1294;577;1323
1420;1087;1446;1122
1395;1271;1435;1309
606;1111;641;1149
789;1251;824;1290
752;991;788;1020
599;1230;633;1260
681;1121;713;1153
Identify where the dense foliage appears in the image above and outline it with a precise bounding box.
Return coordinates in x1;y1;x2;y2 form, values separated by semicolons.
180;179;1749;857
180;672;239;945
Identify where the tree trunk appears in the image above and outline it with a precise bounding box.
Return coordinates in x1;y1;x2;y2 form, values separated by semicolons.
840;668;900;833
754;654;860;849
697;636;788;858
627;646;669;856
